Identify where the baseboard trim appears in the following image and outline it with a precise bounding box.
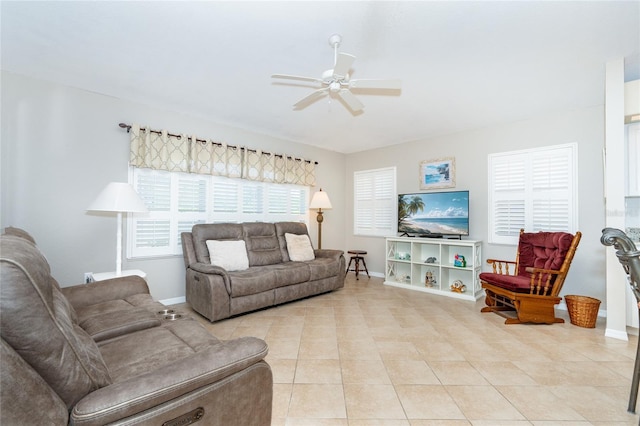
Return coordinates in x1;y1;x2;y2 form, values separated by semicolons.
605;328;629;341
160;296;186;306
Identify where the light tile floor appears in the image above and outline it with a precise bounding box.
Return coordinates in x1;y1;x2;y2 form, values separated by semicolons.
175;274;640;425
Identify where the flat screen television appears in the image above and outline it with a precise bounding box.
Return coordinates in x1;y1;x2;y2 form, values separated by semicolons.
398;190;469;238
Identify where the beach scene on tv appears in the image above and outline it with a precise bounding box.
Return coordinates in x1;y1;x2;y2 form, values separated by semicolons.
398;191;469;236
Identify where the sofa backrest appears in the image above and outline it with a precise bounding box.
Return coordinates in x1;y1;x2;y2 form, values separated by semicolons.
517;231;576;277
275;222;312;262
242;222;283;266
192;223;244;264
189;222;310;267
0;235;112;409
1;337;69;424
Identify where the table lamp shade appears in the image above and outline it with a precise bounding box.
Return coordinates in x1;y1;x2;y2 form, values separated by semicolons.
309;189;332;210
88;182;148;213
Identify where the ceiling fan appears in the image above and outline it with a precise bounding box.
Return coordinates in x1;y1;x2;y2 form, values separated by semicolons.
271;34;401;113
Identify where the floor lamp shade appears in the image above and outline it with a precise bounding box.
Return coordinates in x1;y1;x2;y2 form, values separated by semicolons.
309;189;332;249
87;183;148;275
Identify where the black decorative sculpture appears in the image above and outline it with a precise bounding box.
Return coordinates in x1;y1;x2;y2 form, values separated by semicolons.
601;228;640;413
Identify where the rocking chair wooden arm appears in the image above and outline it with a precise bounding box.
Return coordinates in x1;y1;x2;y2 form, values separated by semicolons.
486;258;517;275
524;266;563;296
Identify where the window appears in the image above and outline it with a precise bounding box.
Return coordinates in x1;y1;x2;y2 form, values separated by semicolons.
354;167;397;237
488;143;577;244
128;168;309;258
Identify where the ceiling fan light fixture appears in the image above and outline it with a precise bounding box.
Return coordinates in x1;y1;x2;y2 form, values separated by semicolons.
271;34;401;114
329;81;341;93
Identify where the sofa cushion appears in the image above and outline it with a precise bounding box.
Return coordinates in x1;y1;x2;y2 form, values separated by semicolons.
285;233;315;261
243;222;283;266
275;222;311;262
1;338;69;425
192;223;244;264
271;262;311;285
228;267;278;297
79;309;162;343
98;319;221;382
307;257;342;281
206;239;249;271
0;235;112;409
479;272;531;293
517;231;575;276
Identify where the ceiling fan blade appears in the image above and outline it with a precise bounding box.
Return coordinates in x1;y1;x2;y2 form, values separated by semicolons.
272;74;324;84
333;53;356;80
337;89;364;112
293;88;329;109
349;79;402;90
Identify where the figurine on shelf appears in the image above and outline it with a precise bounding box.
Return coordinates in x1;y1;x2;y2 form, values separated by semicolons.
424;270;437;287
425;256;437;263
453;254;466;267
450;280;466;293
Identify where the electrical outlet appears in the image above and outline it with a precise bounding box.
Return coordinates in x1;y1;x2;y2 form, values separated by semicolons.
84;272;93;284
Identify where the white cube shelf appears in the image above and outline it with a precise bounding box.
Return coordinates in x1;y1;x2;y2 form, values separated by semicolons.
384;237;482;301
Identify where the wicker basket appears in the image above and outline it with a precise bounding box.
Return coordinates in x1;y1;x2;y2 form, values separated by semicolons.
565;295;601;328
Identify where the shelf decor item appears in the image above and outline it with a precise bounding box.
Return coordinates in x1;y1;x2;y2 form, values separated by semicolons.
453;254;466;267
419;157;455;190
450;280;466;293
424;270;436;287
425;256;437;263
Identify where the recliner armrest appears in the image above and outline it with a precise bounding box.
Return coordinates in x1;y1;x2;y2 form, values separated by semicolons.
189;262;229;277
314;249;344;260
61;276;151;309
70;336;269;426
486;258;517;275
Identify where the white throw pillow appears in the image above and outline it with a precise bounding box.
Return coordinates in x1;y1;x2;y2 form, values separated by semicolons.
206;240;249;271
285;233;315;262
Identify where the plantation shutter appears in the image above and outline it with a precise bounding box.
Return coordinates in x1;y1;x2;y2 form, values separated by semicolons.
177;175;208;248
354;167;397;237
132;171;171;254
490;154;526;240
488;143;577;244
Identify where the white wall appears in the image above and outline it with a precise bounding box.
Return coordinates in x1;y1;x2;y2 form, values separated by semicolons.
1;71;346;300
344;105;608;307
1;70;613;308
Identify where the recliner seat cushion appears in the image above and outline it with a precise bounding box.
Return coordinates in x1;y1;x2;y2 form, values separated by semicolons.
0;236;112;409
307;257;341;281
228;267;278;297
98;319;221;382
479;272;531;293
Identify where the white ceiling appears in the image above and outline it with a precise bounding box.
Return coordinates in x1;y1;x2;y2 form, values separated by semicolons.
2;1;639;154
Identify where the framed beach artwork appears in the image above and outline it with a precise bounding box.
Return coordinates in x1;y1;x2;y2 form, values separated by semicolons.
419;157;455;190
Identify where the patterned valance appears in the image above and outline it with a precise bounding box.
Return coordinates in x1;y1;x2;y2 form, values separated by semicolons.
128;124;316;186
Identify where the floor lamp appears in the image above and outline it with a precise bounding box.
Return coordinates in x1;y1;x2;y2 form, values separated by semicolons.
309;189;332;249
87;182;148;276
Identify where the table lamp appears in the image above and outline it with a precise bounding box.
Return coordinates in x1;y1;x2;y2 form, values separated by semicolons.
309;188;332;249
87;182;148;276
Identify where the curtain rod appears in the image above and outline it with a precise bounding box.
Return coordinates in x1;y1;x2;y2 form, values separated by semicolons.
118;123;318;165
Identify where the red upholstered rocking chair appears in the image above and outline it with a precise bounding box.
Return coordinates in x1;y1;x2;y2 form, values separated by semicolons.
480;229;582;324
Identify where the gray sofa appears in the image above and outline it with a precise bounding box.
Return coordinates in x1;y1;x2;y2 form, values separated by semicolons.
0;228;272;426
181;222;345;322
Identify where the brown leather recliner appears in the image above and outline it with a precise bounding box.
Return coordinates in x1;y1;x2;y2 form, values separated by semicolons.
0;228;273;425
